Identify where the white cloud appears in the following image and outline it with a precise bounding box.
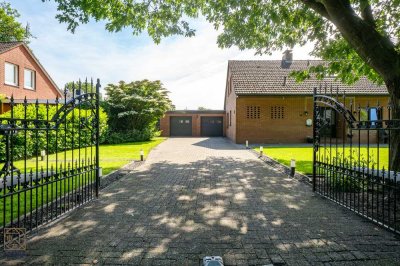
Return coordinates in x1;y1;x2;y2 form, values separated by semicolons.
14;1;315;109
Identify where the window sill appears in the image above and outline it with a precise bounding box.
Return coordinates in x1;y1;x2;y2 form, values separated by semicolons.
24;87;35;91
4;83;19;88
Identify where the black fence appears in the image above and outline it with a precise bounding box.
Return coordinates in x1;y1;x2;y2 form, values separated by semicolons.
0;79;101;245
313;86;400;233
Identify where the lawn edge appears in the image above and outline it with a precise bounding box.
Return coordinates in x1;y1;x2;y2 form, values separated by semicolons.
248;148;312;186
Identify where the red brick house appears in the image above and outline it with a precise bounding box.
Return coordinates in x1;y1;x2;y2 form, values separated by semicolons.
225;53;389;144
0;42;62;113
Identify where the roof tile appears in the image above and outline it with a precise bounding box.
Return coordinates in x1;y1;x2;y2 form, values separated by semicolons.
229;60;388;95
0;41;22;54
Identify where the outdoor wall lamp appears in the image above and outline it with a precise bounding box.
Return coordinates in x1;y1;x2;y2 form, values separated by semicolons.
246;140;249;149
259;146;263;157
304;111;309;116
306;119;313;127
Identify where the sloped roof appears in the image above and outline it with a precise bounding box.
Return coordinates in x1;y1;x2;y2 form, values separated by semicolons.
228;60;388;95
0;42;63;97
0;41;22;54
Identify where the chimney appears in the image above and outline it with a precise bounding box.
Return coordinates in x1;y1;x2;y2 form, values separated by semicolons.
281;49;293;68
282;49;293;62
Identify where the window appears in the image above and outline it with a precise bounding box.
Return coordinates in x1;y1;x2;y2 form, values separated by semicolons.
229;110;232;126
246;106;261;119
227;112;229;128
368;107;382;128
271;106;285;120
24;69;35;89
5;62;18;86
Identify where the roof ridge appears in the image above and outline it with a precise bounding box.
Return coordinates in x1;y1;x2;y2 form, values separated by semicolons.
0;41;24;54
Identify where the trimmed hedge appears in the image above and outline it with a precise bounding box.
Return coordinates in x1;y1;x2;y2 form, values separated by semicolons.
0;104;108;161
104;129;160;144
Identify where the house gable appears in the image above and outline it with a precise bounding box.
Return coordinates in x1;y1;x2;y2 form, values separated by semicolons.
0;42;62;100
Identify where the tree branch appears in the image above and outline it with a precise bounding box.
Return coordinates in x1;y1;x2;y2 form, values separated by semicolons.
359;0;375;26
300;0;330;19
321;0;399;82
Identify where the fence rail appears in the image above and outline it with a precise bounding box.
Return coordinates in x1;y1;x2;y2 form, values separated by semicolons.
0;79;101;246
313;86;400;234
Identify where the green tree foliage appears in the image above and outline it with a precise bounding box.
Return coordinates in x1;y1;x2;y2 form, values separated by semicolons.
0;104;108;161
64;80;103;100
65;80;96;94
43;0;400;170
198;106;211;111
104;80;172;143
0;1;32;42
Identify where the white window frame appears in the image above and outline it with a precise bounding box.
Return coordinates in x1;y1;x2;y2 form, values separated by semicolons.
5;62;18;86
24;68;35;90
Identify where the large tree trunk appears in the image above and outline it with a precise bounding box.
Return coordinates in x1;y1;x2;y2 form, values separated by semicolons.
386;78;400;172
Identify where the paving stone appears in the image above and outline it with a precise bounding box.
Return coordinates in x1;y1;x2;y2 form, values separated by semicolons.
1;138;400;265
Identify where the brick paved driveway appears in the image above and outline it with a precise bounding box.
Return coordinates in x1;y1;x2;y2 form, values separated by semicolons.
2;137;400;265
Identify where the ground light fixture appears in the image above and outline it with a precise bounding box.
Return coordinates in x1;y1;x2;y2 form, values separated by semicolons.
245;140;249;149
259;146;263;157
140;149;144;161
290;159;296;177
40;150;46;161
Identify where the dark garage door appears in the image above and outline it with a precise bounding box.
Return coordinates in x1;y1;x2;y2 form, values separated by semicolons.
201;117;223;137
170;117;192;136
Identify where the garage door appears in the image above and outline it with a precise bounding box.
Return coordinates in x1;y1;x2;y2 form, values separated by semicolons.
170;117;192;136
201;117;223;137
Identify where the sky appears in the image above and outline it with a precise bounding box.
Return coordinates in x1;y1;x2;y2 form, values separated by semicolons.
10;0;315;110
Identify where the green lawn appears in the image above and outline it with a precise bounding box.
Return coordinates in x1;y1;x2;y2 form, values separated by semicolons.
254;145;389;174
1;137;166;226
13;137;166;176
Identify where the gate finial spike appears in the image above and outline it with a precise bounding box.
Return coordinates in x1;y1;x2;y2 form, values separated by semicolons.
90;78;94;93
78;79;82;96
72;81;75;97
96;79;101;93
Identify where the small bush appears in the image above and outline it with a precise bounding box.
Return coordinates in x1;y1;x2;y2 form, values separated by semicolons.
327;174;363;192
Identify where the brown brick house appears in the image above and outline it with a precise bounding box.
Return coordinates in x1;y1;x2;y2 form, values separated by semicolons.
225;54;389;144
160;110;226;137
0;42;63;113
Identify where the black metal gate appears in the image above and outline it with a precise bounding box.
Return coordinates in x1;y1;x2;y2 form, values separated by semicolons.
313;86;400;233
0;79;101;245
